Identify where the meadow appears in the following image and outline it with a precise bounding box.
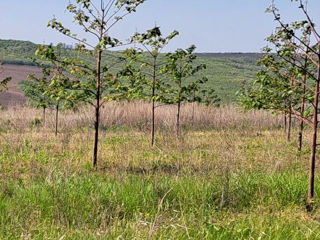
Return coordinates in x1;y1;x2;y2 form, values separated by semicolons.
1;103;320;239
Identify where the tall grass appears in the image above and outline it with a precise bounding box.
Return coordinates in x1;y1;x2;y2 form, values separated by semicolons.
1;102;283;132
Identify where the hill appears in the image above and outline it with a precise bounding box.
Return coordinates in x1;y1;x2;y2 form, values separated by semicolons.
0;39;260;106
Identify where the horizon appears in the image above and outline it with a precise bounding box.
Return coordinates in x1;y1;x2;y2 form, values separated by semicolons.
0;38;266;54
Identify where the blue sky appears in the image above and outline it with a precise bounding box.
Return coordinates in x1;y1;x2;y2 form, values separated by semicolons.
0;0;319;52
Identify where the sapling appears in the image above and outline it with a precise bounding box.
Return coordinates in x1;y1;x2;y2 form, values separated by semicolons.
162;45;215;137
124;27;179;145
40;0;146;167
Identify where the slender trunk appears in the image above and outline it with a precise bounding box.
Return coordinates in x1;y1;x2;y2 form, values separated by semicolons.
284;114;287;133
298;60;307;152
55;102;59;136
307;46;320;211
287;110;292;142
287;78;294;142
43;107;46;127
151;56;156;146
152;99;155;146
176;101;181;137
192;90;195;126
298;118;304;151
176;78;182;137
92;48;102;167
192;102;195;126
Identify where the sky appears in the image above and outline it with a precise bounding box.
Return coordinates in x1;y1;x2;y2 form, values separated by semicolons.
0;0;319;53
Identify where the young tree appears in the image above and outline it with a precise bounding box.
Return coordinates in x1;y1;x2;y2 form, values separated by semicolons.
187;81;220;126
238;46;311;144
198;87;220;107
124;27;179;145
0;63;11;93
42;0;145;167
269;0;320;211
42;44;86;136
266;0;319;210
162;45;212;137
0;77;11;93
19;68;54;126
20;45;79;135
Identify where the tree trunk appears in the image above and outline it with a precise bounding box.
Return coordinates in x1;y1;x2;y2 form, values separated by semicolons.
43;107;46;127
191;90;196;126
192;102;195;126
287;78;294;143
152;99;155;146
176;101;181;137
298;119;304;152
287;110;292;142
55;102;59;136
92;49;102;168
307;46;320;211
284;114;287;133
151;56;156;146
298;67;307;152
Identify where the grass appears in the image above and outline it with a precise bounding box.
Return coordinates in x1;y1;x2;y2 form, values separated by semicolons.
0;103;320;239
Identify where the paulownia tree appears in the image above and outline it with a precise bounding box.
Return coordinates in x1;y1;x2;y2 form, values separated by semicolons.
123;27;179;145
41;44;86;136
0;78;11;93
267;0;320;211
266;26;312;151
0;63;11;93
21;44;81;135
162;45;212;137
188;81;220;126
19;68;54;126
41;0;145;167
238;44;311;145
199;88;220;107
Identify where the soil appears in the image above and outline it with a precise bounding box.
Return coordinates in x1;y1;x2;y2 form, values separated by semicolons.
0;64;41;108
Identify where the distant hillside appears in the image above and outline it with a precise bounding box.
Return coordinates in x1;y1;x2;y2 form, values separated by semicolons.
0;39;261;104
0;39;37;66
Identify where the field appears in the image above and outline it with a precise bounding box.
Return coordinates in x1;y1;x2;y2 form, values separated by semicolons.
0;64;41;107
1;103;320;239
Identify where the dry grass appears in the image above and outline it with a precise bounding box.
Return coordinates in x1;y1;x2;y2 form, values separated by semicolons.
0;102;284;132
0;104;309;180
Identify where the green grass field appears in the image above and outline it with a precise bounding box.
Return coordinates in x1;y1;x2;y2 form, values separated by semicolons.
0;106;319;239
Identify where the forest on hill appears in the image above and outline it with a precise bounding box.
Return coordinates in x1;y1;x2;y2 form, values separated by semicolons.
0;39;259;103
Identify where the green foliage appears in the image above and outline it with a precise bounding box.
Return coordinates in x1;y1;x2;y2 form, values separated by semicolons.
161;45;220;106
0;62;11;93
120;27;180;103
29;117;42;128
162;45;205;104
0;77;11;93
38;0;147;107
18;69;54;110
0;39;36;66
199;88;221;106
238;28;313;118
